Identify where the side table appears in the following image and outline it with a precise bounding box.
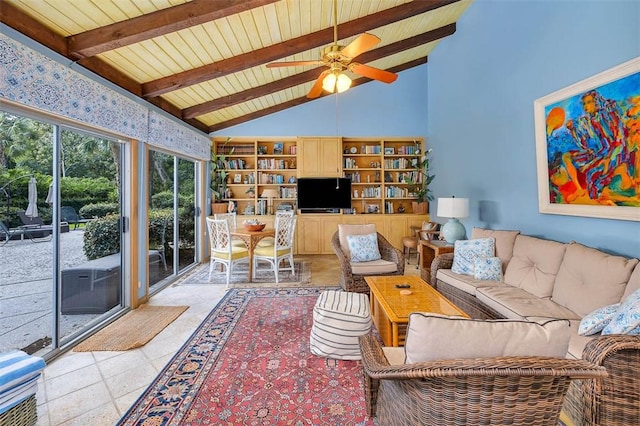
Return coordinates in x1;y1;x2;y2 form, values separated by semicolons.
419;239;454;285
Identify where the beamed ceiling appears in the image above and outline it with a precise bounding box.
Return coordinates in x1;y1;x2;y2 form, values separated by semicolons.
1;0;473;134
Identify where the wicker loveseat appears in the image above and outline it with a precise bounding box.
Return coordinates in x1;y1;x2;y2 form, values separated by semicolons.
426;228;640;426
359;332;606;426
331;226;404;294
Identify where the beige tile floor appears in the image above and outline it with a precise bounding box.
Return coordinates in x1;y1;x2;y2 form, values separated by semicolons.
34;254;421;425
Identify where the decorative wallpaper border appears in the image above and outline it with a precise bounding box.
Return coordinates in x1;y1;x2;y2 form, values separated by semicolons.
0;33;210;160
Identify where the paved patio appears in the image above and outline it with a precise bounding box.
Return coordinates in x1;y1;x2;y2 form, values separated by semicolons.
0;230;99;354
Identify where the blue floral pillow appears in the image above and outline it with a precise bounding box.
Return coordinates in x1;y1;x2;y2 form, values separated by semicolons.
579;303;620;336
347;233;381;263
474;257;502;281
602;289;640;335
451;238;495;276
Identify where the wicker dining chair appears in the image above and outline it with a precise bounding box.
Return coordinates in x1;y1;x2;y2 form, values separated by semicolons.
359;333;607;426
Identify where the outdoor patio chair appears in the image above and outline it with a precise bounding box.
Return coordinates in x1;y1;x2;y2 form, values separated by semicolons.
15;211;54;240
60;206;91;230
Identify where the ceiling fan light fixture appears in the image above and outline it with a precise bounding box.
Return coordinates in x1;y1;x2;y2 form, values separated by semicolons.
322;72;337;93
336;73;352;93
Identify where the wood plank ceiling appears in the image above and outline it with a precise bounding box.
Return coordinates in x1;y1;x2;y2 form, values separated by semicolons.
1;0;473;134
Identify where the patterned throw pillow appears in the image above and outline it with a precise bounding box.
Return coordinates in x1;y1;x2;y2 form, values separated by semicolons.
579;303;620;336
451;238;495;276
474;257;503;281
602;289;640;335
347;233;381;263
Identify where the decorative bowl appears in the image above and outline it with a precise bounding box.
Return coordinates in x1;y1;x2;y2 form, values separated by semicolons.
244;223;266;232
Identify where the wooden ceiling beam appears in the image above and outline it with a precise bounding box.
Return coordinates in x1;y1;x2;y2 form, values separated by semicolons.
1;1;68;55
184;23;455;119
207;58;428;132
143;0;459;97
67;0;279;59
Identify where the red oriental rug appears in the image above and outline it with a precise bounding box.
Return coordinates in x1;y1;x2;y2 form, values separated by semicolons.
118;287;375;425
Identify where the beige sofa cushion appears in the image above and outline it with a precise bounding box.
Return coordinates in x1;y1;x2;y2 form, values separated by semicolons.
503;235;566;299
471;228;520;271
350;258;397;275
477;286;581;320
552;242;639;317
436;268;505;295
623;263;640;300
338;224;376;258
527;317;592;360
404;313;571;363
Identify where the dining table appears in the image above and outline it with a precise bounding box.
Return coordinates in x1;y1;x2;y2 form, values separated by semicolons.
230;228;275;282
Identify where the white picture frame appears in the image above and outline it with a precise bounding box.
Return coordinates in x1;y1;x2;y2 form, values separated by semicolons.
533;57;640;221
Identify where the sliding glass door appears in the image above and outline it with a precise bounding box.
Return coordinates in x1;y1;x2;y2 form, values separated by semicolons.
148;150;197;293
0;111;126;358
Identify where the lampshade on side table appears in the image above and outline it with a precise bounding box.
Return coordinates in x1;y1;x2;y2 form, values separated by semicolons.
437;197;469;243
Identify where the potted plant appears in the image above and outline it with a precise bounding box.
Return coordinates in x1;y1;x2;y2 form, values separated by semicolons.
211;139;233;214
408;148;435;214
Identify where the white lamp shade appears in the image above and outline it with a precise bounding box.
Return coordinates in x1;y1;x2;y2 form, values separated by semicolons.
260;189;279;199
437;197;469;219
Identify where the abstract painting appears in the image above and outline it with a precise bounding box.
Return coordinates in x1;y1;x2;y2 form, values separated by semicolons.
534;57;640;221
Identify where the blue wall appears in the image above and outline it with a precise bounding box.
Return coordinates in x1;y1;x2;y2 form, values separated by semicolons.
428;0;639;257
215;65;429;137
215;0;640;258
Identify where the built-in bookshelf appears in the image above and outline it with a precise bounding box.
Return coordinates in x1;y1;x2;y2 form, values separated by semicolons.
213;138;298;215
212;136;426;216
342;137;425;214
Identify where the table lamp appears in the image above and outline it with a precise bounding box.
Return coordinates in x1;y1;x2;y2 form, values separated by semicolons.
260;188;279;215
437;196;469;243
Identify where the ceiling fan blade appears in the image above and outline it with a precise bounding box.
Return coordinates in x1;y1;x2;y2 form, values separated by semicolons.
340;33;380;59
349;63;398;84
266;60;324;68
307;70;329;99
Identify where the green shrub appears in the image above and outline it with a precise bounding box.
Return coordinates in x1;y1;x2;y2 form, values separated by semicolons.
79;202;118;219
151;191;191;209
83;214;120;259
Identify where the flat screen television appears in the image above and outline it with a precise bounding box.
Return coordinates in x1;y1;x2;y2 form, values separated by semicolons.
297;177;352;212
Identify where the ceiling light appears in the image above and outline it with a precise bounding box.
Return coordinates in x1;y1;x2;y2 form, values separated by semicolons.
336;73;352;93
322;71;352;94
322;72;337;93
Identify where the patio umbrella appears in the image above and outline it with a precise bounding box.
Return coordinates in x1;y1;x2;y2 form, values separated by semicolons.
24;177;38;218
45;183;54;205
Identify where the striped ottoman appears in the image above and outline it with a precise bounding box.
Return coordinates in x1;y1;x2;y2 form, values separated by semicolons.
310;290;371;360
0;350;46;426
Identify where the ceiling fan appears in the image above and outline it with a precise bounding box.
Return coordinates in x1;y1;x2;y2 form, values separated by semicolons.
266;0;398;98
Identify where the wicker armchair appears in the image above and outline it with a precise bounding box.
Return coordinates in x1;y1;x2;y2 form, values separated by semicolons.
331;231;404;294
359;333;607;426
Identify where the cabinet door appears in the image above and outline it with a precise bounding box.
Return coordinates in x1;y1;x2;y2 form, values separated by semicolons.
298;138;341;177
297;215;322;254
321;217;342;254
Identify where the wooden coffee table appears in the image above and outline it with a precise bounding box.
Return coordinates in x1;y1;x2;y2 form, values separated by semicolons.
365;275;468;347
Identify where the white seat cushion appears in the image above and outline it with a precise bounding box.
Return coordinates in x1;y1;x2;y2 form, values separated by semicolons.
310;290;371;360
350;259;397;275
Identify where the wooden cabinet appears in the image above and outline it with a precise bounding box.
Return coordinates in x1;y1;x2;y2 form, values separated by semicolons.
342;137;425;214
297;137;341;177
296;214;429;254
213;137;297;215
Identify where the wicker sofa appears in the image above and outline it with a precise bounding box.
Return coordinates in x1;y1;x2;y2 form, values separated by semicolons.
425;228;640;426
